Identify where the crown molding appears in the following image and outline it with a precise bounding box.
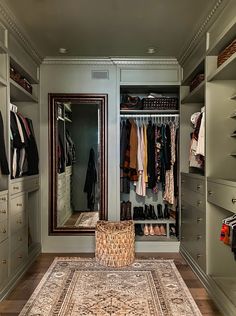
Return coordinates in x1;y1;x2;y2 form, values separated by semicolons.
43;56;179;66
0;2;42;64
179;0;225;65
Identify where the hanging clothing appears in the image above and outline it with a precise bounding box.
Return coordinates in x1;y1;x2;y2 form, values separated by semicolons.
84;148;97;211
163;124;176;205
120;120;131;193
65;129;76;166
0;111;10;175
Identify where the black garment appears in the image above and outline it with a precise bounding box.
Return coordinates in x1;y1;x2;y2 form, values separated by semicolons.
65;130;76;166
0;111;9;175
160;125;166;190
120;120;131;193
25;118;39;175
232;227;236;260
174;128;179;197
84;148;97;210
147;121;156;189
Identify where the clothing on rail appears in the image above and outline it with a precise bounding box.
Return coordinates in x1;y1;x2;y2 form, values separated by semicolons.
120;117;178;204
10;110;39;178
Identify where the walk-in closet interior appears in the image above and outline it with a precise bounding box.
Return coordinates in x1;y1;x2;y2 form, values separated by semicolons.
0;0;235;315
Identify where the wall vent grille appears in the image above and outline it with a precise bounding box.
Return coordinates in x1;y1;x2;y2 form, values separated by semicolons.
91;70;109;79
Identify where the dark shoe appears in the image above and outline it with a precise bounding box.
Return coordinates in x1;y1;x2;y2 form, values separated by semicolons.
138;207;145;220
126;201;132;220
135;224;144;236
164;204;170;219
150;204;157;219
144;204;149;219
120;201;126;221
133;207;139;220
157;204;163;219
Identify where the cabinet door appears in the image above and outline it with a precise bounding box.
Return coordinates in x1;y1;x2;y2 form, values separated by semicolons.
0;239;9;288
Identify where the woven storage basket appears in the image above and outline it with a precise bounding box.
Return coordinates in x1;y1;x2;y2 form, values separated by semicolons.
95;220;135;267
142;97;178;110
190;74;205;92
218;39;236;67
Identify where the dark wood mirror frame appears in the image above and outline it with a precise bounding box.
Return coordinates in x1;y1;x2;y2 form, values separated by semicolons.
48;93;108;235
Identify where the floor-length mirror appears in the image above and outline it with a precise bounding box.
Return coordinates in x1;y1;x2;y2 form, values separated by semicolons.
49;94;107;234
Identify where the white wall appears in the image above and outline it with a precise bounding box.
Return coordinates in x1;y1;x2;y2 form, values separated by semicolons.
40;63;118;252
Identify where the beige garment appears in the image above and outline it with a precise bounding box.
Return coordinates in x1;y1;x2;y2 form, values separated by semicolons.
129;120;138;169
163;124;176;205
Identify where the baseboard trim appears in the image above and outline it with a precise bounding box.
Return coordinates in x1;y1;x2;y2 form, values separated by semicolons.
0;244;41;301
180;245;236;316
136;241;180;252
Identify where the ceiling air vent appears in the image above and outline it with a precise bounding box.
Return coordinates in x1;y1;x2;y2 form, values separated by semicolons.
91;70;109;80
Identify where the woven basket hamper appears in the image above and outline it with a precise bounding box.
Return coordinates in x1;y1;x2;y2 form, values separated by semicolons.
95;220;135;267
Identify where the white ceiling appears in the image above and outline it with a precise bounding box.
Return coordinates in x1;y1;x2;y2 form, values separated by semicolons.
1;0;220;59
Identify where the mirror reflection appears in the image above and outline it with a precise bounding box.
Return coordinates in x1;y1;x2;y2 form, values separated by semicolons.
49;94;107;234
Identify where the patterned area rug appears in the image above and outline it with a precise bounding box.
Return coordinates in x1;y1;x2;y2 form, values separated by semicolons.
19;258;202;316
75;211;99;228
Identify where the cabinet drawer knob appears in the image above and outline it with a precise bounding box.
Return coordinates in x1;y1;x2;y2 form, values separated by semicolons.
181;180;185;184
197;254;203;259
197;185;201;190
16;203;23;207
17;219;22;224
18;236;23;241
208;190;213;195
1;228;6;233
0;197;6;201
232;198;236;204
2;259;7;264
181;236;184;240
197;200;202;206
0;210;6;214
197;235;202;240
13;186;19;190
18;255;23;259
197;217;203;223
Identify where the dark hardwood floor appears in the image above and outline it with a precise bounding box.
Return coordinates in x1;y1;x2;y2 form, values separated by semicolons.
0;253;222;316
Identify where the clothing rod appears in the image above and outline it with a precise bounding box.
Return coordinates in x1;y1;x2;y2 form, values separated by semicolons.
120;114;179;118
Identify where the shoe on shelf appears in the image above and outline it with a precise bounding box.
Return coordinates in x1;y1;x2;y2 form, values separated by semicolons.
144;204;149;220
135;224;143;236
157;204;163;219
149;224;155;236
144;224;149;236
138;207;145;220
170;224;176;236
164;204;170;219
120;201;126;221
133;207;138;220
150;204;157;219
126;201;132;220
154;225;161;236
160;224;166;236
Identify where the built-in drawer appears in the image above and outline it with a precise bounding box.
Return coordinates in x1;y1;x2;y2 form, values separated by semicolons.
181;174;205;195
27;177;39;192
0;239;9;288
10;210;27;234
10;245;28;273
0;197;7;223
120;68;180;83
182;187;205;210
10;176;39;195
207;181;236;213
66;166;72;176
10;194;27;215
11;227;28;252
0;220;8;243
181;200;206;229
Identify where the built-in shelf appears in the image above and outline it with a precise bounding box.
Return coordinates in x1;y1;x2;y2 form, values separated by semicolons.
10;55;39;84
230;94;236;100
57;116;64;122
230;153;236;157
134;218;175;224
65;117;72;123
135;235;178;242
208;52;236;81
0;74;7;86
230;112;236;118
182;80;205;104
120;109;179;114
10;79;37;102
230;133;236;137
